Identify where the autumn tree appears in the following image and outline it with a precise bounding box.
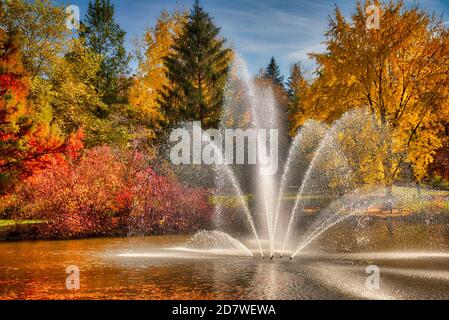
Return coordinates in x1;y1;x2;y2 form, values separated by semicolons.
80;0;130;105
0;0;68;79
50;39;129;147
287;63;309;136
292;1;449;190
159;0;232;129
1;0;130;147
50;39;131;147
428;123;449;182
129;9;186;141
0;29;68;194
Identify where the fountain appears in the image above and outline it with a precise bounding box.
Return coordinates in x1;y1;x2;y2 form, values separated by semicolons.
113;56;449;302
4;55;448;300
174;55;397;259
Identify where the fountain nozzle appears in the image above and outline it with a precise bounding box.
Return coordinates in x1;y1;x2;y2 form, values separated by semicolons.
270;255;273;260
289;257;293;260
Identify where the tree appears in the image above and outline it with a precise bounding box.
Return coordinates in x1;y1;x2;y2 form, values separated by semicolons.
0;29;69;194
428;122;449;181
0;0;124;147
159;0;232;129
129;9;187;140
287;63;309;136
51;39;132;148
80;0;130;105
0;0;68;80
51;40;106;139
264;57;284;87
291;1;449;189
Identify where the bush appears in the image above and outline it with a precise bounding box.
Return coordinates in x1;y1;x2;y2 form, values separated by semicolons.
430;175;449;190
16;146;212;239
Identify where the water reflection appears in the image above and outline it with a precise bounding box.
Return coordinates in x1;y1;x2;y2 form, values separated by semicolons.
2;220;449;299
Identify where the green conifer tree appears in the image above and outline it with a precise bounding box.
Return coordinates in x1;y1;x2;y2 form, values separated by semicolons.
80;0;130;106
264;56;284;87
159;0;231;129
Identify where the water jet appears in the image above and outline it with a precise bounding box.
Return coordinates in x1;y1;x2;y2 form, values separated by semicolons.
187;55;360;258
167;56;427;264
102;55;449;300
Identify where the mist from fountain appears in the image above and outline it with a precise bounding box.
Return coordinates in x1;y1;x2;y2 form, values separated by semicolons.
290;186;394;257
272;120;327;255
181;55;392;259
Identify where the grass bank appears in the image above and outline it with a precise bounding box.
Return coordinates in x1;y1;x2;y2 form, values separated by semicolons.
0;220;45;231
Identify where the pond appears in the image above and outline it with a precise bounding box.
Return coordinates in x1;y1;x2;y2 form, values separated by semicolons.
2;219;449;300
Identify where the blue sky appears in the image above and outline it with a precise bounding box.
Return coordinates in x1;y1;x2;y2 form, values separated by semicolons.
62;0;449;78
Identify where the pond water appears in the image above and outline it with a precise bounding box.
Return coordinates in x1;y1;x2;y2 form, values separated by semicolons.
2;220;449;300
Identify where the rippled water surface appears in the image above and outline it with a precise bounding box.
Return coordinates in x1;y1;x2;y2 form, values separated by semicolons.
2;220;449;300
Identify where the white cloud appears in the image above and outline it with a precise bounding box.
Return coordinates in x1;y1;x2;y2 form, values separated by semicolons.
287;44;326;62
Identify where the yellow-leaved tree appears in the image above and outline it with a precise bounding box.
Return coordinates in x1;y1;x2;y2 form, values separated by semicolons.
129;9;187;140
291;0;449;191
0;0;129;147
287;63;310;137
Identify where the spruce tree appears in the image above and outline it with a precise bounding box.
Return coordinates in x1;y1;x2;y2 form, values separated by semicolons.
159;0;231;129
80;0;130;106
264;57;284;87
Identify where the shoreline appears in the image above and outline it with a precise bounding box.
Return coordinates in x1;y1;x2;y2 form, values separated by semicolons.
2;210;449;242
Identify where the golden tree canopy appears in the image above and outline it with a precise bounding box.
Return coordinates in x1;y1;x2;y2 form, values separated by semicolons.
129;9;187;139
292;0;449;183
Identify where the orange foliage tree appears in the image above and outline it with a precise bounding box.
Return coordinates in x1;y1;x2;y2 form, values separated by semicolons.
0;29;80;194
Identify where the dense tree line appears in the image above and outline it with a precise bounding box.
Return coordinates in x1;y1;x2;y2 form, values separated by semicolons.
286;1;449;189
1;0;449;235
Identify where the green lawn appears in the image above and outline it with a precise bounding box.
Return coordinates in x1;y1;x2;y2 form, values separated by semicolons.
393;186;449;196
210;187;449;213
0;220;44;229
210;193;336;208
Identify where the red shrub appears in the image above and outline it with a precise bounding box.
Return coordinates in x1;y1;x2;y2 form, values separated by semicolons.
124;166;212;235
17;146;212;238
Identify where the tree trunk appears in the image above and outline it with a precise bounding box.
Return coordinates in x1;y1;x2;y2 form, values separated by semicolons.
416;181;422;198
382;130;394;239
